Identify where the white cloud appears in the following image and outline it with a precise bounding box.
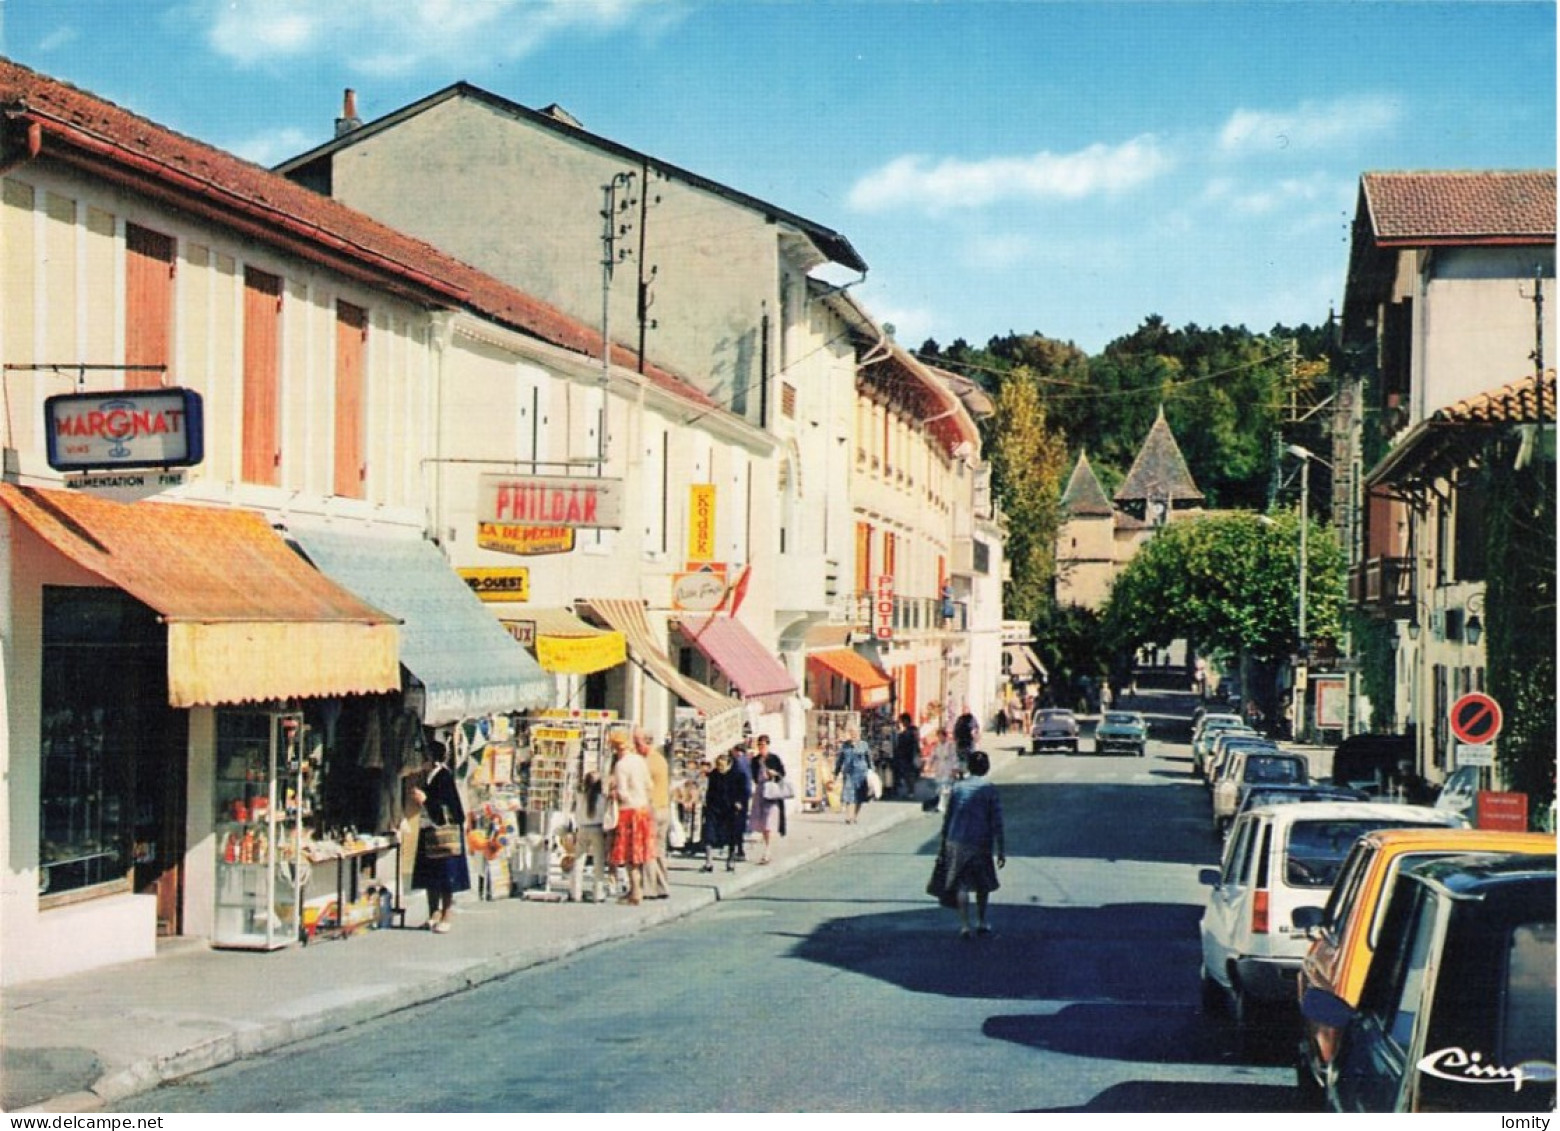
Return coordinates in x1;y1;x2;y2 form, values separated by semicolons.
847;135;1172;215
1201;172;1339;217
228;126;318;168
200;0;670;72
1218;95;1402;154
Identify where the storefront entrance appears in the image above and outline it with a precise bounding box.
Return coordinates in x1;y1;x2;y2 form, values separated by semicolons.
40;586;187;934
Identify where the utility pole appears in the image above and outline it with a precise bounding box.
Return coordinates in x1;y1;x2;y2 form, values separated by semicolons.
599;171;636;469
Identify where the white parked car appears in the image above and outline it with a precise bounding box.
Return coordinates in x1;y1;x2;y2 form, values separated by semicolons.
1199;800;1469;1050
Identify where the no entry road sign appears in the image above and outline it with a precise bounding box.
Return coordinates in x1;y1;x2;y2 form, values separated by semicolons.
1449;692;1503;746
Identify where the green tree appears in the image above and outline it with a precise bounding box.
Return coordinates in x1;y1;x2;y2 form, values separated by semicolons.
1103;510;1347;663
987;366;1069;621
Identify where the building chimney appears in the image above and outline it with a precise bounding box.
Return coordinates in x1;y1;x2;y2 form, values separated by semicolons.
335;89;362;137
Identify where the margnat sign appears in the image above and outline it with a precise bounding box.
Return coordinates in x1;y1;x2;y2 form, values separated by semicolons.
478;474;624;530
45;388;204;471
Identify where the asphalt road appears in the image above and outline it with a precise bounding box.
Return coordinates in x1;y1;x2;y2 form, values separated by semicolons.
118;700;1301;1113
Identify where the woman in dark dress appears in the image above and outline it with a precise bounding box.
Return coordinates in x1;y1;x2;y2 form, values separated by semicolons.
700;751;747;873
410;745;470;933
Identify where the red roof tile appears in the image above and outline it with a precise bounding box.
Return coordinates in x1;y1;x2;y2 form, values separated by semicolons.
1435;369;1556;426
1362;171;1556;244
0;59;717;412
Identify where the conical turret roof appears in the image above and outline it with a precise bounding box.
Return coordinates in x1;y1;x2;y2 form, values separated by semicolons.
1061;451;1114;517
1113;406;1203;506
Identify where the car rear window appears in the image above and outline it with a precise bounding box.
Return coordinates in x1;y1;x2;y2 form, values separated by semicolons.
1244;756;1308;785
1284;819;1444;888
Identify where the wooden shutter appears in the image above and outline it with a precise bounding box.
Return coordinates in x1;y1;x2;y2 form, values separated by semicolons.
125;225;174;390
333;301;367;498
242;267;282;485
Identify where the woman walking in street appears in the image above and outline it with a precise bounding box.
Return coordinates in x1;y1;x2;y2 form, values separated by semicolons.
935;749;1005;939
747;735;787;864
700;751;747;872
833;724;874;824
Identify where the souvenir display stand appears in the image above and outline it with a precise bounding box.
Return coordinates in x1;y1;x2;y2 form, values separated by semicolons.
804;710;860;812
464;711;626;901
212;710;305;950
298;831;401;942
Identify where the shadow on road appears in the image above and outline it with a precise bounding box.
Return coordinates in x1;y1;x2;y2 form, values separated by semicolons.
789;901;1205;1005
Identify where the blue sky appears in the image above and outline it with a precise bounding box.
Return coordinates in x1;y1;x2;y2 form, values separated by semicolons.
3;0;1553;355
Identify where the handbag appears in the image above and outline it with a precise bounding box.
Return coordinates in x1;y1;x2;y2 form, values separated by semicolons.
667;811;687;849
762;778;795;802
865;767;883;801
423;822;463;859
926;844;959;909
601;797;620;832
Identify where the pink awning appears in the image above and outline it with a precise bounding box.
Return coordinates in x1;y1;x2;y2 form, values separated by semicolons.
676;615;798;712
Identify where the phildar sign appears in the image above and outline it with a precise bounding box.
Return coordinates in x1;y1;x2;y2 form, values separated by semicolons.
478;474;623;530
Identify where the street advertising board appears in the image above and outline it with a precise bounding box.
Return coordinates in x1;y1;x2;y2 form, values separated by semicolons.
1313;676;1348;729
1476;791;1529;831
458;567;529;603
672;568;727;611
687;484;717;562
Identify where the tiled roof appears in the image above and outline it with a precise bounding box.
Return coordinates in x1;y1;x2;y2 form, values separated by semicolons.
1061;452;1114;516
1362;171;1556;243
0;59;718;412
1114;407;1204;504
1434;369;1556;426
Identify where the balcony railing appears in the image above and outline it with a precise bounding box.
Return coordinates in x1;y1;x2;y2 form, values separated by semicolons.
847;591;969;635
1349;556;1414;616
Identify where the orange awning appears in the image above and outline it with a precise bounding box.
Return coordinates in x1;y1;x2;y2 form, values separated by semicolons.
0;484;400;707
808;648;891;708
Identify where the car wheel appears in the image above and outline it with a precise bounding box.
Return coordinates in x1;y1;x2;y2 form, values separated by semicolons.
1200;965;1225;1015
1231;981;1263;1057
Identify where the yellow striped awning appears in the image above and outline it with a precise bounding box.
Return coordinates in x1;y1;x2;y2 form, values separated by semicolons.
0;484;399;707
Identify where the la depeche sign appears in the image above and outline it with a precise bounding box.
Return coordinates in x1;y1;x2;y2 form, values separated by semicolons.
45;387;204;471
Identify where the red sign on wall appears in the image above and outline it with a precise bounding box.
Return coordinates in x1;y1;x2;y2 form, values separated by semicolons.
1475;791;1529;831
874;574;895;641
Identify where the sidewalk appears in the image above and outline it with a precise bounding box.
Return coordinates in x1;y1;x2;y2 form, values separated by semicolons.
1;739;1023;1113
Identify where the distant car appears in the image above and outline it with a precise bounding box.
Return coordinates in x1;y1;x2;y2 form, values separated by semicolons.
1302;853;1556;1113
1204;731;1270;794
1212;750;1311;836
1094;710;1148;756
1199;800;1469;1050
1030;709;1079;755
1192;714;1246;777
1295;828;1557;1103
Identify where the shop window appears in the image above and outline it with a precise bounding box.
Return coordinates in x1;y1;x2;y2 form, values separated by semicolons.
40;587;179;907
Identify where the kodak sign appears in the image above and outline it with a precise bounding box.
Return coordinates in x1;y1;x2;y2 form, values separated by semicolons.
477;474;623;530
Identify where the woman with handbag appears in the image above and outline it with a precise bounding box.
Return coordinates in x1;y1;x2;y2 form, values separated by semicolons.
410;743;470;934
746;734;788;865
833;723;874;825
569;771;610;904
700;751;746;873
933;749;1005;939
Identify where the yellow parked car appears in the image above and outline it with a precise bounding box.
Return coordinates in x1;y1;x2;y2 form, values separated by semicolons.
1293;826;1556;1102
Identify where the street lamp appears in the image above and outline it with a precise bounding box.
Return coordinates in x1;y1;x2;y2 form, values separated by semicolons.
1285;444;1315;654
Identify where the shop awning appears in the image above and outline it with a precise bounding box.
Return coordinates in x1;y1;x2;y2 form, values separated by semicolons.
807;648;892;708
1003;643;1048;683
0;484;400;707
502;607;626;675
676;615;798;712
587;597;743;754
286;524;552;724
